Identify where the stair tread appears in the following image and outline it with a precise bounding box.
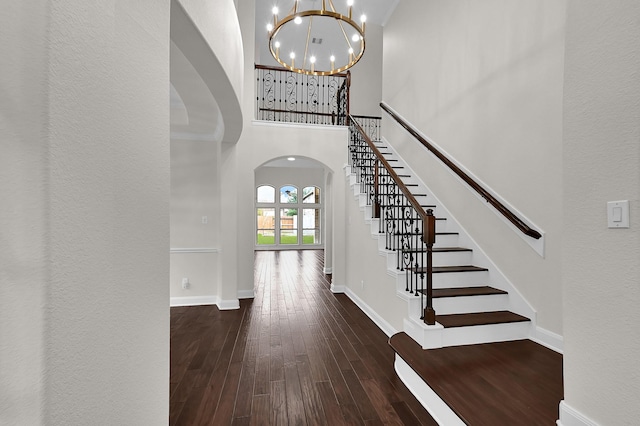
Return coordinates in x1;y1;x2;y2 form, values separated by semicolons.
403;246;471;253
436;311;530;328
409;265;487;273
378;182;418;186
434;265;487;273
429;286;507;298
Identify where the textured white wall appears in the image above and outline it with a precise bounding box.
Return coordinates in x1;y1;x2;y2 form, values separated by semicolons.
46;1;170;424
344;186;408;332
0;1;49;424
562;0;640;422
1;1;170;424
382;0;565;335
349;23;384;117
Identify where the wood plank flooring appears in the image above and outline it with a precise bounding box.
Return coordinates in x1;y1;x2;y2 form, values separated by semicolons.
170;250;437;425
390;332;563;425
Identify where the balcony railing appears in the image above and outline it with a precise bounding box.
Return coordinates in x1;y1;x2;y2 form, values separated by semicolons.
255;64;349;126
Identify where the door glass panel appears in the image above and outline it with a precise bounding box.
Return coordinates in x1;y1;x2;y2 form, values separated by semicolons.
256;208;275;245
279;208;298;244
302;208;320;244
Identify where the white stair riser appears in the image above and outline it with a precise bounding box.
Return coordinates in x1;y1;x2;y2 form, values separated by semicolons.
392;270;489;289
404;317;531;349
405;293;509;317
433;234;459;246
433;294;509;315
389;262;489;291
385;250;473;270
433;270;489;288
439;321;532;348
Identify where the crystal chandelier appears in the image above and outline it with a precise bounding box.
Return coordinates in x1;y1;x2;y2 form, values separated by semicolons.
267;0;366;76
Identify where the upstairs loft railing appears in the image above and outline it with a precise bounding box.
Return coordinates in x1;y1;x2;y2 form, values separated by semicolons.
255;64;350;126
255;65;382;136
380;102;542;240
349;116;437;325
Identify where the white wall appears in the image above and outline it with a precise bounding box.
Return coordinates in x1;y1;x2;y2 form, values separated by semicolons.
344;186;408;332
0;1;49;423
562;0;640;423
1;1;170;424
170;139;221;301
382;0;565;335
349;22;384;117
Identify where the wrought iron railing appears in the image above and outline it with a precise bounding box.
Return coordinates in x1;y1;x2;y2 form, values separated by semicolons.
349;116;437;325
351;115;382;141
255;64;350;125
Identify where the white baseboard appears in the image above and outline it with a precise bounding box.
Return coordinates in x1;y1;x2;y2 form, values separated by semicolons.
170;295;239;310
330;283;345;293
238;289;255;299
531;326;564;354
557;401;600;426
344;287;398;337
395;356;465;425
170;296;217;307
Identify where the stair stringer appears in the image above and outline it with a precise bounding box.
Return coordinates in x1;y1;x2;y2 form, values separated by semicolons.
345;138;537;349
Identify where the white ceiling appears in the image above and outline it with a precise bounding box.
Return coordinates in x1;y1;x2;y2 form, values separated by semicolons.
255;0;399;69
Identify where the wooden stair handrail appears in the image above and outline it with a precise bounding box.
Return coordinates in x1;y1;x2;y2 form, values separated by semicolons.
380;102;542;240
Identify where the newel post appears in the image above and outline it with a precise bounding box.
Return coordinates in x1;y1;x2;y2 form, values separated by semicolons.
423;209;436;325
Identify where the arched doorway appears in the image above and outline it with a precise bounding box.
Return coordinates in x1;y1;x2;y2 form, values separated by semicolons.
255;156;327;250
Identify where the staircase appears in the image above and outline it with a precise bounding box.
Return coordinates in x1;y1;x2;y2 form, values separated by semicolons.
347;120;536;350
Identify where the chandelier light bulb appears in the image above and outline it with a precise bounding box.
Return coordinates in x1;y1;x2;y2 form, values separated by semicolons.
272;6;278;15
348;47;354;54
275;41;281;48
310;56;316;63
330;55;335;62
351;33;359;42
360;14;366;23
267;23;273;32
290;52;295;59
347;0;354;5
294;16;302;24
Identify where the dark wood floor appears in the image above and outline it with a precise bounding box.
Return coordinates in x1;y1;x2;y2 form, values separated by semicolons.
170;250;437;425
390;333;563;425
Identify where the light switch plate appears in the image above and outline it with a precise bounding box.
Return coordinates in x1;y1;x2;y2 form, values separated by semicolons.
607;200;630;228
